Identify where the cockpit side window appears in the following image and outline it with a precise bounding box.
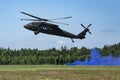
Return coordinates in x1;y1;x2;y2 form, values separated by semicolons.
27;23;33;26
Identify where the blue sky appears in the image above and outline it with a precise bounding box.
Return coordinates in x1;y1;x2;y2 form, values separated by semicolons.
0;0;120;49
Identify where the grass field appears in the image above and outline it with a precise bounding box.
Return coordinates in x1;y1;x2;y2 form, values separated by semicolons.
0;65;120;80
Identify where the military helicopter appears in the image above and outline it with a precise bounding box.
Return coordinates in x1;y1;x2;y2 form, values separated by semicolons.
21;12;92;43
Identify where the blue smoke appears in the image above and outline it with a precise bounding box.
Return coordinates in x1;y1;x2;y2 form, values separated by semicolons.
67;48;120;66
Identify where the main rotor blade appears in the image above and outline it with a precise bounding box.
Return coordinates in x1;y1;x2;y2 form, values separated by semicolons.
49;20;69;26
49;16;72;20
21;12;69;26
21;19;39;21
21;12;48;21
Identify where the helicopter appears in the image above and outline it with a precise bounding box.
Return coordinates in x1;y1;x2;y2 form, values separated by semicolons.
21;12;92;43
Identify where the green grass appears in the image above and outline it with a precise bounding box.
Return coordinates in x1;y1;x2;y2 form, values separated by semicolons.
0;65;120;80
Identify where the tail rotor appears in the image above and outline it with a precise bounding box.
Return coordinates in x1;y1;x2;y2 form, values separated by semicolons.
81;24;92;34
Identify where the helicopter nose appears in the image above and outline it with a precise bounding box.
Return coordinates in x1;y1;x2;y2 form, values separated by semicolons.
24;25;29;29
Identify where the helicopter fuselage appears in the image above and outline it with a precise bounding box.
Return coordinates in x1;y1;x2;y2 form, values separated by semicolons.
24;22;86;39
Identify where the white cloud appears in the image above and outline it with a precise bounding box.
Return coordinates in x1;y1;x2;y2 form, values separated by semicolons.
57;40;65;44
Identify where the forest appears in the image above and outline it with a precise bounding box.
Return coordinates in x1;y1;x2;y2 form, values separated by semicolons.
0;42;120;65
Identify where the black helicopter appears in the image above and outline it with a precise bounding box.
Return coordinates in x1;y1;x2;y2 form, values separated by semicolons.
21;12;92;43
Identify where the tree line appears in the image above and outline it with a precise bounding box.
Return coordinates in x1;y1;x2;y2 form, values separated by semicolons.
100;43;120;57
0;42;120;65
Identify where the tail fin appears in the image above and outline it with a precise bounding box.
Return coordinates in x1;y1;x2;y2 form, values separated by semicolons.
77;30;87;39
